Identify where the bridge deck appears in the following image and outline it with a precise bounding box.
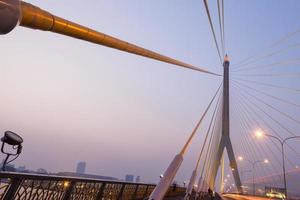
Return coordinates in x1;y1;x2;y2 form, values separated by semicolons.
222;194;275;200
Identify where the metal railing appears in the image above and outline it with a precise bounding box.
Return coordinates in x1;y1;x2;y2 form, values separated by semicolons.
0;172;185;200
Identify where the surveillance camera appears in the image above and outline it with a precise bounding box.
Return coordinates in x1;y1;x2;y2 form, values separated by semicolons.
1;131;23;171
1;131;23;146
0;0;21;35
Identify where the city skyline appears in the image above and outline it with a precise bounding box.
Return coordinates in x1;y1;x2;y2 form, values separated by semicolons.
1;0;300;190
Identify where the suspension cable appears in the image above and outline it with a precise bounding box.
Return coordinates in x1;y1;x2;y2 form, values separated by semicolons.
233;43;300;70
231;90;282;181
234;84;300;125
221;0;225;54
203;0;223;64
233;80;300;108
232;82;300;159
217;0;224;56
232;27;300;68
233;87;297;162
232;57;300;72
195;91;222;170
180;83;222;155
232;77;300;93
232;72;300;78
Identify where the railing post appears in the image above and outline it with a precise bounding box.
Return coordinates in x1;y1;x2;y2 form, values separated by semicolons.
96;183;106;200
143;185;149;198
3;177;22;200
131;184;139;199
117;183;125;200
62;181;75;200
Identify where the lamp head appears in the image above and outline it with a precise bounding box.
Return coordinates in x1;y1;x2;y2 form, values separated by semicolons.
255;129;264;139
238;156;244;161
264;159;269;164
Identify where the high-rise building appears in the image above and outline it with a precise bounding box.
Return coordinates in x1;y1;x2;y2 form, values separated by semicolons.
135;176;140;183
76;161;86;174
125;174;134;182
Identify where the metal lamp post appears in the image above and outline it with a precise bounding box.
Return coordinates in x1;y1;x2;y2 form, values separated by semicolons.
240;169;252;181
238;156;268;196
260;134;300;199
251;160;268;196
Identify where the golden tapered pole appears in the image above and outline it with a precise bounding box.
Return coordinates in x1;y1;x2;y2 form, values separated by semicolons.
0;0;219;76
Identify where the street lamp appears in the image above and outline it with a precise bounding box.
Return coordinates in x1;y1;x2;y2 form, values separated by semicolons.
238;156;269;196
254;129;264;139
255;130;300;198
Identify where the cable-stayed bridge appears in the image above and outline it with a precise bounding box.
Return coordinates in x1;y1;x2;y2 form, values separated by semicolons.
0;0;300;200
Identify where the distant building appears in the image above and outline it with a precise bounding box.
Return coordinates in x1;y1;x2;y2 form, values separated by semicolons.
135;176;140;183
56;172;118;181
76;162;86;174
125;174;134;182
16;165;26;172
36;168;48;174
5;164;15;172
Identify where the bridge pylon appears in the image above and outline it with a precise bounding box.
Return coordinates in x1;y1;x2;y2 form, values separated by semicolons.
209;55;243;193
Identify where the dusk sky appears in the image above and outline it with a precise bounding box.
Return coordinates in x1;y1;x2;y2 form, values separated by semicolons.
1;0;300;189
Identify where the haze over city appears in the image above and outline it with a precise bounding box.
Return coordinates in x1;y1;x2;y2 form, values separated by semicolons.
1;1;300;198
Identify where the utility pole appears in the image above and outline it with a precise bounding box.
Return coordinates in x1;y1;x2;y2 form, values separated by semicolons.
209;55;243;193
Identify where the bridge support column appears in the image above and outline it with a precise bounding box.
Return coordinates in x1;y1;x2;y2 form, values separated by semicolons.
209;55;242;193
220;152;224;193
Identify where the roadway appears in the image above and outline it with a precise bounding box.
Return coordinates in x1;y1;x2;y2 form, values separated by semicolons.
222;194;275;200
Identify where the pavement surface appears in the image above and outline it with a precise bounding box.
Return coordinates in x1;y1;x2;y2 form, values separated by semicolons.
222;194;275;200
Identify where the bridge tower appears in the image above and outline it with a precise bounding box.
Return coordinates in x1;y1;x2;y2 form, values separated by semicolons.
209;55;243;193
